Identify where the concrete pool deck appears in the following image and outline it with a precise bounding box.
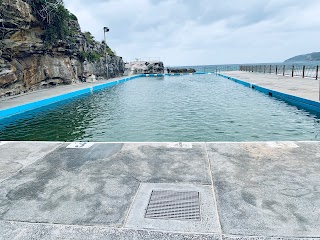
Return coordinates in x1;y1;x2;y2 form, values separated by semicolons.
0;141;319;239
221;71;320;102
0;77;124;111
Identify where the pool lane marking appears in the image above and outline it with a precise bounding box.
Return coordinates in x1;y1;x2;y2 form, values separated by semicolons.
66;142;95;149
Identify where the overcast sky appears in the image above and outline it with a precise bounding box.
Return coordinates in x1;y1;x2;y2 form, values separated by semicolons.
64;0;320;66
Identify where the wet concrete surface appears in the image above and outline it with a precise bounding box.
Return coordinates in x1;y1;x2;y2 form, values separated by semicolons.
207;142;320;237
0;141;319;239
0;142;61;183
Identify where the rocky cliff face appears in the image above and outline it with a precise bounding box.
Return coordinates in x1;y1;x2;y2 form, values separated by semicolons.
124;61;164;75
0;0;124;97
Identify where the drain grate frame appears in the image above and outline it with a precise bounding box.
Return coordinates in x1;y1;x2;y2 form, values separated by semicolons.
145;190;201;221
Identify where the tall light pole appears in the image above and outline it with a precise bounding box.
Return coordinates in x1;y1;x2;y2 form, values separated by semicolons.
103;27;110;79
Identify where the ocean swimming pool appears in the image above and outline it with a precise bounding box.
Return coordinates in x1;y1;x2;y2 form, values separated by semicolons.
0;74;319;141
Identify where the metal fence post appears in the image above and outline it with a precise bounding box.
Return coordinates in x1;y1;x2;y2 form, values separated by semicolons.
264;65;266;73
302;65;305;78
269;65;271;74
292;65;294;77
317;66;320;100
283;65;285;76
276;65;278;75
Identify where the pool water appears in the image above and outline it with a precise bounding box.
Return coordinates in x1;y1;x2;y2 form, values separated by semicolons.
0;75;319;141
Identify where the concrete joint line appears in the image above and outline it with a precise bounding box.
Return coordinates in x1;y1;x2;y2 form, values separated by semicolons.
205;142;223;237
0;142;63;184
122;183;142;228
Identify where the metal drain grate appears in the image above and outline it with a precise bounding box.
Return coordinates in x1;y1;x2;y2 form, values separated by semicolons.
145;190;201;221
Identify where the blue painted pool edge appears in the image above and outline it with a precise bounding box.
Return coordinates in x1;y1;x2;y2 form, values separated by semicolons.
218;73;320;114
0;74;145;120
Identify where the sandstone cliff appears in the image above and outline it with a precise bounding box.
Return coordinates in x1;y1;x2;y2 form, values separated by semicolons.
0;0;124;97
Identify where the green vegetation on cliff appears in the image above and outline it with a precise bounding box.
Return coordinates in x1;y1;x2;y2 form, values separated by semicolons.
25;0;77;46
23;0;115;62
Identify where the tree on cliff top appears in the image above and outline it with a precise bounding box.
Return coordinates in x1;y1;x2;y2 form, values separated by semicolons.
25;0;74;46
25;0;64;24
23;0;115;62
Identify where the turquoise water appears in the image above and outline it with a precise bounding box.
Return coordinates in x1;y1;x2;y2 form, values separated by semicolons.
0;74;319;141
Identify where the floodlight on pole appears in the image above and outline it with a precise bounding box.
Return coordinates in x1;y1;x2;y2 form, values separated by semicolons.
103;27;110;79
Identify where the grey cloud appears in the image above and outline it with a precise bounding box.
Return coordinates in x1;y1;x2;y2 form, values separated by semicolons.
64;0;320;65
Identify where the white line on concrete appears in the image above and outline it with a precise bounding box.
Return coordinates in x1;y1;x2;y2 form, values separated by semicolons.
167;142;193;148
0;141;8;146
267;141;299;148
283;142;299;148
266;141;279;148
66;142;95;149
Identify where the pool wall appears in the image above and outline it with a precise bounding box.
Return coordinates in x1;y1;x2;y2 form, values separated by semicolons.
218;73;320;114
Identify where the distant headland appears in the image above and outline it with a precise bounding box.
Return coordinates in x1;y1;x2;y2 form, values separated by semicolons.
284;52;320;63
